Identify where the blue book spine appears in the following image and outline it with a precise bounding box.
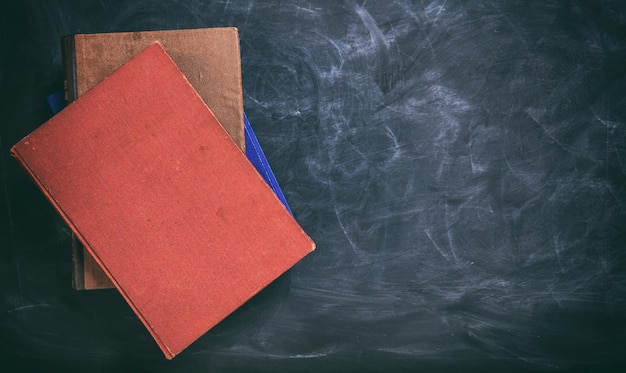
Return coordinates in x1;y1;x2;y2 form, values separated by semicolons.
244;114;293;215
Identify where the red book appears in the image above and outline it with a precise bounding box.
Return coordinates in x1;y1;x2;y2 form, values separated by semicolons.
62;28;247;290
11;42;315;359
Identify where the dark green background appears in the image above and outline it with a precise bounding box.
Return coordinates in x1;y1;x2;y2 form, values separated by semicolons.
1;1;625;372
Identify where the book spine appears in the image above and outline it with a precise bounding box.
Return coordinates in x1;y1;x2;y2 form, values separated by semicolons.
61;35;78;103
61;34;85;290
71;230;85;290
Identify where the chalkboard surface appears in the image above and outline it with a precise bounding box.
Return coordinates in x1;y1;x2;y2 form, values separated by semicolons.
1;1;625;372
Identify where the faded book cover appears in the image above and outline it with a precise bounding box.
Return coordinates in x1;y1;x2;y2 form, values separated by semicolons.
12;42;314;359
62;27;245;290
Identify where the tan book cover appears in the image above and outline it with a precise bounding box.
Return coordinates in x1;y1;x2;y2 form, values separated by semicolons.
62;28;245;290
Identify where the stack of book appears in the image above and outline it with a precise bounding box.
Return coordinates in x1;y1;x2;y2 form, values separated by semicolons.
11;28;314;359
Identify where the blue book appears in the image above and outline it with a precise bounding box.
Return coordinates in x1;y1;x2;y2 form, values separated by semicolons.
46;92;292;214
244;113;292;214
46;91;66;115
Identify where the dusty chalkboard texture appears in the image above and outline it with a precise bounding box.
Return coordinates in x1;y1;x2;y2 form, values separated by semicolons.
1;1;625;372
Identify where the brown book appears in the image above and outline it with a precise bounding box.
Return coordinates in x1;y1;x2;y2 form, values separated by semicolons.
62;28;245;290
12;42;314;358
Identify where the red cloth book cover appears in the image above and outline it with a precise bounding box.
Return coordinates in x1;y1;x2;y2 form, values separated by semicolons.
11;42;315;359
63;27;246;290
